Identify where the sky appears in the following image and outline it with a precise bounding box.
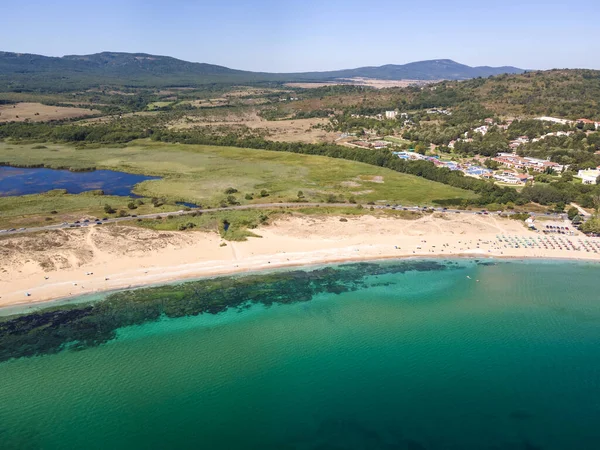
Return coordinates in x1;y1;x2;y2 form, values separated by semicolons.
2;0;599;72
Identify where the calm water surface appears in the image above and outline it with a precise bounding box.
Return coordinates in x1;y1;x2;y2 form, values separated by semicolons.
0;166;159;196
1;259;599;449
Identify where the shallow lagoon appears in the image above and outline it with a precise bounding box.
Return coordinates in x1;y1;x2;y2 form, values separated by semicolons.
1;259;599;449
0;166;159;196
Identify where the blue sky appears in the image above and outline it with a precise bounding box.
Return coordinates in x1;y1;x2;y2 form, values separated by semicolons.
2;0;598;71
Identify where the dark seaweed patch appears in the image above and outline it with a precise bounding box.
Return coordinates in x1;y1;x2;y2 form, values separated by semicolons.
0;260;453;362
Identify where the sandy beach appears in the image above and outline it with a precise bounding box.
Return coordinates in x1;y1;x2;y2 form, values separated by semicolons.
1;213;599;309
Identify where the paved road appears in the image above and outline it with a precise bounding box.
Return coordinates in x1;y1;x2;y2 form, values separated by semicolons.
0;203;568;236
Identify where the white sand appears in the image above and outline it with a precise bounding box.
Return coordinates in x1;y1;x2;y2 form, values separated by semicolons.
1;213;599;309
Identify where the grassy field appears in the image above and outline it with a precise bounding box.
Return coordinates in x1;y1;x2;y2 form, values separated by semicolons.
384;136;411;145
0;103;100;122
146;101;173;111
0;140;474;203
0;139;474;227
0;191;177;229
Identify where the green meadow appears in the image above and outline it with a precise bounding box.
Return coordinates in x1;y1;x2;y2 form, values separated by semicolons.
0;140;474;227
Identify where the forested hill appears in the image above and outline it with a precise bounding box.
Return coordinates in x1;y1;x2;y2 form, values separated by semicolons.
0;51;523;91
431;69;600;119
301;59;524;81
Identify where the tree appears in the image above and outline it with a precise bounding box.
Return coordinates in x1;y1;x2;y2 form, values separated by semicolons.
224;187;238;194
561;171;574;182
104;204;115;214
567;207;579;220
127;201;137;210
297;190;304;199
260;190;269;197
572;215;583;225
484;159;500;170
581;217;600;234
554;202;566;213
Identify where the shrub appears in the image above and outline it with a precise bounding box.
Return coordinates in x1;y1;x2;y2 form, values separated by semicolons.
118;210;127;217
127;202;137;210
260;190;269;197
224;187;238;194
104;204;115;214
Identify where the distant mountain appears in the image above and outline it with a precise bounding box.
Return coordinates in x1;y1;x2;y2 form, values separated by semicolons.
0;51;525;91
297;59;525;81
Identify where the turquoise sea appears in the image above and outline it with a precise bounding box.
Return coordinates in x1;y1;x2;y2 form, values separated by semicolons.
1;259;599;449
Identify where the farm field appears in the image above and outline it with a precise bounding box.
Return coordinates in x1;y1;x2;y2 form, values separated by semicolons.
169;114;336;143
0;102;100;122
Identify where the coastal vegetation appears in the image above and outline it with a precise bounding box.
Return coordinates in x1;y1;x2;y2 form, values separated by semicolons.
134;206;423;240
0;191;173;229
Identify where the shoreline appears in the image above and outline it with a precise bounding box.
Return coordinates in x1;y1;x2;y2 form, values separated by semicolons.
2;213;599;312
3;252;599;315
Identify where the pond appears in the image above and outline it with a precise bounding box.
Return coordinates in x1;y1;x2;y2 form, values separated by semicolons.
0;166;160;197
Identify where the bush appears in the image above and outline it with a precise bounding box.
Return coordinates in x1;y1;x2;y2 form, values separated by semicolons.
260;190;269;197
127;202;137;210
118;210;128;217
104;204;115;214
224;187;238;194
245;193;253;200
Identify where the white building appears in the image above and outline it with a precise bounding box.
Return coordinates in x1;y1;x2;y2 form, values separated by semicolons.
385;111;398;120
535;116;573;125
577;169;600;185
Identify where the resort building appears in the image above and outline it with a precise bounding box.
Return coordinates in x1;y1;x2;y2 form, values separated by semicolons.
492;154;563;173
576;168;600;185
